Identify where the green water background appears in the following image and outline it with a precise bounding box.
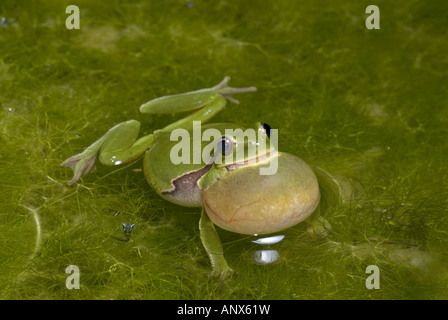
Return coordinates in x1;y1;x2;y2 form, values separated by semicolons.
0;0;447;299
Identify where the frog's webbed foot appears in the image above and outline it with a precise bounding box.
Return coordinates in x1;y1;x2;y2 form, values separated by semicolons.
60;150;97;185
61;120;154;186
306;216;332;239
213;76;257;104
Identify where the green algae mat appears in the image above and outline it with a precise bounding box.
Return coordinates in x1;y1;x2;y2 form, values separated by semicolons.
1;0;447;299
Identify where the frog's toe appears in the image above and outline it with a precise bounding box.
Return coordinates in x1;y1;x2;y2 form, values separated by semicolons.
210;266;234;280
61;152;97;185
212;76;257;104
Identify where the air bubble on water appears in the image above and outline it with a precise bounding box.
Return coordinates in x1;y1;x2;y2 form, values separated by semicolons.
252;235;285;245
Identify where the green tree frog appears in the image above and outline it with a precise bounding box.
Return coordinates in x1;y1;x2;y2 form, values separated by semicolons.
61;77;322;278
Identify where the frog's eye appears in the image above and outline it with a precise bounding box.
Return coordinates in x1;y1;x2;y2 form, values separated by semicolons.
217;136;234;156
260;122;271;138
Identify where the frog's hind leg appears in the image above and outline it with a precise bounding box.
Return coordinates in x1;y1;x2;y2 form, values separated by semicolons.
61;120;155;185
139;77;257;131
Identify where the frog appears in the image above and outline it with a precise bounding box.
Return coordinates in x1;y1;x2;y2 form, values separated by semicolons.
61;77;327;278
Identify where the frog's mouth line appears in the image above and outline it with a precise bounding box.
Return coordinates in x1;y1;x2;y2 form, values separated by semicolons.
223;150;277;172
162;164;213;205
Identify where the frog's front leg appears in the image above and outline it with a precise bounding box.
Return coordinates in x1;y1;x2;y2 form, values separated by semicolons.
199;207;233;279
61;120;154;185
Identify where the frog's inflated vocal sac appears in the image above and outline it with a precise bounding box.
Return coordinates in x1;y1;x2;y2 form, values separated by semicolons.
61;77;320;278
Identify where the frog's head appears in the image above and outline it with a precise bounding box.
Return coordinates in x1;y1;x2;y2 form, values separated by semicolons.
200;124;320;236
212;122;275;170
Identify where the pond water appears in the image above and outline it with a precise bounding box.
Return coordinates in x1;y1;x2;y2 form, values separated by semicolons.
0;0;447;299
